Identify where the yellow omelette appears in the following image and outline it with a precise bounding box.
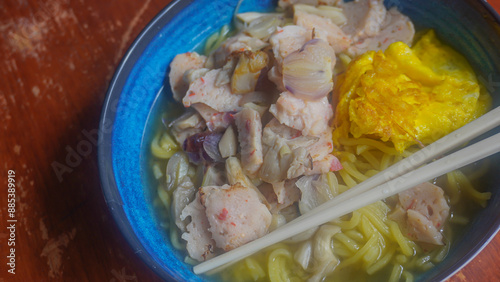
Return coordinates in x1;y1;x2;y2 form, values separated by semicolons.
333;30;491;152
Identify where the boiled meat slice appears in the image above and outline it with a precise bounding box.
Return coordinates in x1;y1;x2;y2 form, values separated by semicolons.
169;52;207;101
235;107;264;176
294;11;351;53
269;92;333;136
347;7;415;57
389;182;450;245
269;25;310;71
200;183;272;251
183;69;242;113
341;0;387;42
180;192;216;261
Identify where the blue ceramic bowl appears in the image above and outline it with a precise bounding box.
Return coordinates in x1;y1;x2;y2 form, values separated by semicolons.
98;0;500;281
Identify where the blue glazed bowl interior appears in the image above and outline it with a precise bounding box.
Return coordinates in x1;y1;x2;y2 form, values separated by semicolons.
99;0;500;281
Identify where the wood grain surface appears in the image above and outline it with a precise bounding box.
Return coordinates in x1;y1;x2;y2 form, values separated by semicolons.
0;0;499;281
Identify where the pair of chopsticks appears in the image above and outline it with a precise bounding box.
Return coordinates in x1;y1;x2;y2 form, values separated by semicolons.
194;106;500;275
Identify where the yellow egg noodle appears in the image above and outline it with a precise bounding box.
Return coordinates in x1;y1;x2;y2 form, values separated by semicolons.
147;6;494;282
150;129;490;281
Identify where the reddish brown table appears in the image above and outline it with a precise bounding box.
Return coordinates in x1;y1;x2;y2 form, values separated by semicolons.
1;0;499;281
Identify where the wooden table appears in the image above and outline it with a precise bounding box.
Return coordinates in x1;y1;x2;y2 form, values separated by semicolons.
1;0;499;281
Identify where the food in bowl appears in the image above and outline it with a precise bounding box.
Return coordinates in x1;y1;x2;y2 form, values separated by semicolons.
148;0;493;281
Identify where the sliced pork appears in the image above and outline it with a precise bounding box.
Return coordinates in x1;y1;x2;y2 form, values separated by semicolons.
180;192;216;261
294;11;351;53
169;52;207;101
342;0;386;41
235;107;264;176
389;182;450;245
200;183;272;251
340;0;415;57
183;69;243;113
269;92;333;136
269;25;310;71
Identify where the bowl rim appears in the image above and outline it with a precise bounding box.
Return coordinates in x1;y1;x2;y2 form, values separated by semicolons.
97;0;500;281
97;0;193;280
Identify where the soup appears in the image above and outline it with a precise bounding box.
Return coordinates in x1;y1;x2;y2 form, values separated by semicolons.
147;0;493;281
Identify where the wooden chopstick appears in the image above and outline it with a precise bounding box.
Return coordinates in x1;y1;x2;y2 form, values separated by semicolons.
193;107;500;275
291;106;500;223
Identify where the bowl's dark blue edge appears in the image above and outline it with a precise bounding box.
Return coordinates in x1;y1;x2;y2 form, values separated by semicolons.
97;0;192;281
433;1;500;281
97;1;500;282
